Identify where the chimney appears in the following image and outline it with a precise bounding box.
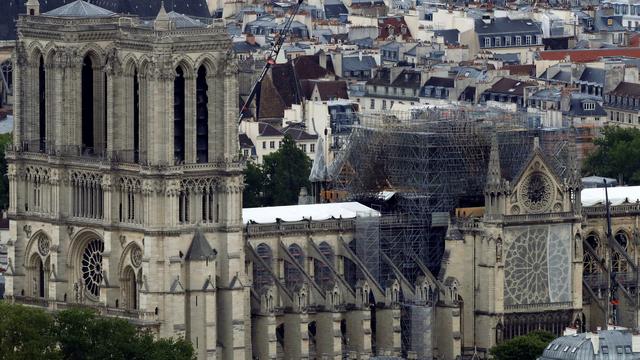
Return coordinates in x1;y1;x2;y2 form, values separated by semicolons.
246;33;256;45
482;11;494;25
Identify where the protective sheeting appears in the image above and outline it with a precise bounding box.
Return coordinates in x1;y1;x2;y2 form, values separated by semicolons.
309;137;328;182
581;186;640;206
242;202;380;224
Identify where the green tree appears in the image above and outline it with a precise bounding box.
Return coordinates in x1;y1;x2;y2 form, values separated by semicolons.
583;126;640;185
243;135;312;207
243;161;266;208
489;330;555;360
0;132;12;210
0;302;61;360
55;308;195;360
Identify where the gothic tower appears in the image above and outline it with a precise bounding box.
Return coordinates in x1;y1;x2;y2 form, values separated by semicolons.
5;1;248;359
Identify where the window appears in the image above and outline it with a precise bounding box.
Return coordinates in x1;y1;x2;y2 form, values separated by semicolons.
310;144;315;153
617;346;623;354
484;37;491;47
270;141;275;149
505;36;511;46
583;102;595;110
382;100;387;110
390;101;394;108
515;36;522;46
602;346;609;354
525;35;532;45
495;36;501;47
401;88;406;95
563;346;569;352
370;99;375;109
300;144;307;152
262;141;266;149
536;35;542;44
243;149;249;157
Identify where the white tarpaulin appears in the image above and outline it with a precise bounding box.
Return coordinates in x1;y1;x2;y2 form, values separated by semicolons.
243;202;380;224
581;186;640;206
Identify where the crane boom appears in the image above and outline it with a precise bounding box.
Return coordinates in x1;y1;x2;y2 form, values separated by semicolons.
238;0;305;124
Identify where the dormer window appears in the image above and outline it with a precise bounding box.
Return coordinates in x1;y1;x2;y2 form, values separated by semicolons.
608;18;614;26
583;101;595;111
485;37;491;47
495;37;501;47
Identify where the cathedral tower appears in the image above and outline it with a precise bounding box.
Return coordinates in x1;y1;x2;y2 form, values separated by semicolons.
5;1;248;358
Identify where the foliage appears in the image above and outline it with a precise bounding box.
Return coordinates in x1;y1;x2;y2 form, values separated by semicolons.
0;303;195;360
243;135;312;207
583;126;640;185
489;330;555;360
243;161;266;208
0;132;12;210
0;302;61;360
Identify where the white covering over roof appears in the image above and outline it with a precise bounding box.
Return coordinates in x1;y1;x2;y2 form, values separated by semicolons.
582;186;640;206
243;202;379;224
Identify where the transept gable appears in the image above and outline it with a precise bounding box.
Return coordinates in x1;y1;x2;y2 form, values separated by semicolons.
509;145;566;215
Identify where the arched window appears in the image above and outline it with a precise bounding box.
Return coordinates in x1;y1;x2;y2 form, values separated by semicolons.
38;55;46;152
613;231;632;273
196;66;209;163
133;69;140;163
174;66;186;162
81;238;104;299
122;266;137;309
314;242;334;290
253;243;273;291
285;244;304;290
81;56;95;151
584;233;601;275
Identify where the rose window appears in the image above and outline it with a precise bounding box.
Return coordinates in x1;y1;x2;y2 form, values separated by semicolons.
37;234;50;256
131;247;142;268
81;239;104;298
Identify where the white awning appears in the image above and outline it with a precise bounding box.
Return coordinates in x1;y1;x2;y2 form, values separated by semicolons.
581;186;640;207
243;202;379;224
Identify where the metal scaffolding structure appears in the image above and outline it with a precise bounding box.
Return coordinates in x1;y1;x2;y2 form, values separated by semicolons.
330;107;575;356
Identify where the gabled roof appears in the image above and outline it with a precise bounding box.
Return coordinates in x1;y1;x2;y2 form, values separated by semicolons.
475;17;541;35
2;0;210;39
433;29;459;45
425;76;454;88
323;0;348;19
292;55;330;80
486;78;536;96
304;80;349;101
166;11;206;28
342;55;377;72
578;67;604;84
538;48;640;62
239;133;255;148
608;82;640;97
44;0;116;17
259;122;283;137
282;125;318;141
185;228;216;261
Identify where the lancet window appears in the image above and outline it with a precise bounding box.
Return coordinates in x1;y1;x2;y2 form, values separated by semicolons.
118;177;142;224
70;171;104;219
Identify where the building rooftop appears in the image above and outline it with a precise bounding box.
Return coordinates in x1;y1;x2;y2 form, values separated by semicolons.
43;0;117;17
242;202;379;224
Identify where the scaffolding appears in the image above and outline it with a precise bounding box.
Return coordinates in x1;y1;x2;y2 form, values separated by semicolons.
335;107;575;357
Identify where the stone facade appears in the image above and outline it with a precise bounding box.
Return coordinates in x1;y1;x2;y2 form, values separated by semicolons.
4;3;246;360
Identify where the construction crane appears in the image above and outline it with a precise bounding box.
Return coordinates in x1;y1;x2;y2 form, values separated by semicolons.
238;0;305;124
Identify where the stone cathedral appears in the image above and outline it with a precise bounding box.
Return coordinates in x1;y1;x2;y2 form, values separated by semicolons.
4;2;247;359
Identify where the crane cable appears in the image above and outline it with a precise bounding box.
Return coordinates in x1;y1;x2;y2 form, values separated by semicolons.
238;0;305;124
